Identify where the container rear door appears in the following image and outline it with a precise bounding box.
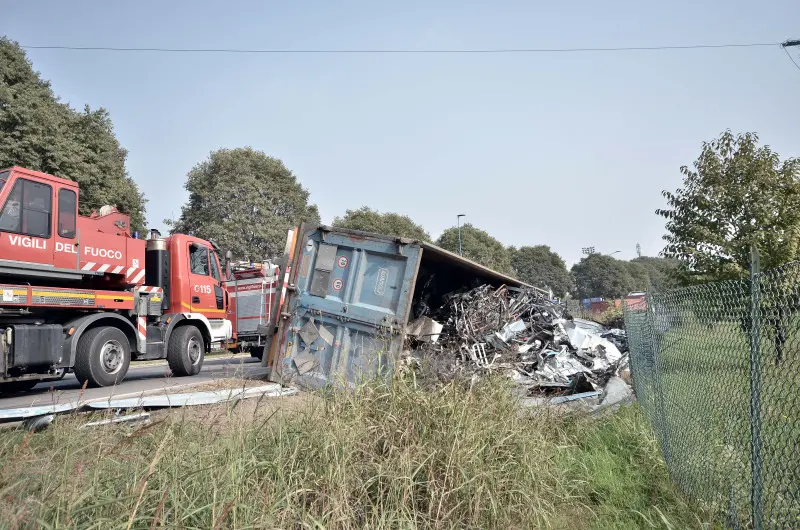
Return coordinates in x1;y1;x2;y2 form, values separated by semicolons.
272;229;421;389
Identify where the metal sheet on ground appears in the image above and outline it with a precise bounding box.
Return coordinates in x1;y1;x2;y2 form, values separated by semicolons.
0;403;81;422
87;384;297;409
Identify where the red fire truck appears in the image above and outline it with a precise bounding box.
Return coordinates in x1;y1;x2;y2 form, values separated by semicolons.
0;166;232;392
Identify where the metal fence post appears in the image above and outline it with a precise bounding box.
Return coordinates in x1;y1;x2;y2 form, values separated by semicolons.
749;245;764;530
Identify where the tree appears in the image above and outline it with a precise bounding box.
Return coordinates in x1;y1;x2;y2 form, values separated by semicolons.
624;260;651;292
332;207;430;241
658;131;800;284
510;245;573;297
435;223;514;275
630;256;678;291
0;38;146;232
167;147;320;261
571;254;635;299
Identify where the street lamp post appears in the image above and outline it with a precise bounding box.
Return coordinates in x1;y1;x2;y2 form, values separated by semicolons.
457;214;466;256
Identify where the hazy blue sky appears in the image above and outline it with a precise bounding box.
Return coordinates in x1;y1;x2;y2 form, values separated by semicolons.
2;0;799;265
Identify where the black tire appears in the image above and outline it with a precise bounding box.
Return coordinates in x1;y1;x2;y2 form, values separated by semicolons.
74;326;131;387
167;326;205;376
249;346;264;360
0;380;39;395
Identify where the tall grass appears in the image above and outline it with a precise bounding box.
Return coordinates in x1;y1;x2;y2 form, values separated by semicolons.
0;378;715;529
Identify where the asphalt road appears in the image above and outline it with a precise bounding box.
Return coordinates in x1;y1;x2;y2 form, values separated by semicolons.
0;355;268;411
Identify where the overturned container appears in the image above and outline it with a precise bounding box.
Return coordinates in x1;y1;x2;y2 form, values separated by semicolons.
266;225;546;389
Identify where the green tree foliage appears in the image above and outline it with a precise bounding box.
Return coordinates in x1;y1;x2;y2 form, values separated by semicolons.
624;261;651;291
332;207;431;241
0;38;146;232
571;254;635;299
167;147;320;261
658;131;800;284
436;223;514;275
630;256;678;291
510;245;573;297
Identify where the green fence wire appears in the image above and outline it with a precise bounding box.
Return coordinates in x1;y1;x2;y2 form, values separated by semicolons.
623;250;800;529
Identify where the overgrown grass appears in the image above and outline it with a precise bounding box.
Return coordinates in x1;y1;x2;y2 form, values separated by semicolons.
0;379;716;529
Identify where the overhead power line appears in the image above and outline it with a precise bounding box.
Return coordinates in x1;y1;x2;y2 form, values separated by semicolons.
782;39;800;72
782;47;800;71
19;42;780;54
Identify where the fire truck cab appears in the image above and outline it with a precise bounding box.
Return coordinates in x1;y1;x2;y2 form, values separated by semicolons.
0;166;232;392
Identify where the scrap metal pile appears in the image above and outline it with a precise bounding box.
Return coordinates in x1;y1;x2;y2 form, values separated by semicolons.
407;284;628;395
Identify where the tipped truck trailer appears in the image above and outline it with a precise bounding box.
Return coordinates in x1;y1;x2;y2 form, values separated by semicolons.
0;167;232;392
263;225;547;389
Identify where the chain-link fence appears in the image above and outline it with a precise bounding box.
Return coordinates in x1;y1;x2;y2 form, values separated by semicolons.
624;250;800;528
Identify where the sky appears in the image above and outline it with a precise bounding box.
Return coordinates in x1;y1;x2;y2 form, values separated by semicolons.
2;0;799;265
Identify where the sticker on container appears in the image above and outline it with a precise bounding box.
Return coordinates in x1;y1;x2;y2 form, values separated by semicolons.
332;278;344;291
2;289;13;302
132;259;140;268
374;268;388;296
337;256;348;268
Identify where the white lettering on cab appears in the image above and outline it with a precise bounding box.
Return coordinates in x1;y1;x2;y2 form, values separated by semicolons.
55;242;78;254
83;246;123;260
6;236;123;261
8;235;47;250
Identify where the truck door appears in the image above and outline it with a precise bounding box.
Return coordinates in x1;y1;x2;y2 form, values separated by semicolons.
52;187;79;269
187;242;225;318
0;175;53;265
270;228;421;389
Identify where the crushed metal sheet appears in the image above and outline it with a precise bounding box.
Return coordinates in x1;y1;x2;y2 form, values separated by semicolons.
537;349;592;382
550;390;602;404
318;324;334;346
407;316;444;343
293;351;318;375
298;318;320;346
87;384;298;409
83;412;151;428
497;319;526;342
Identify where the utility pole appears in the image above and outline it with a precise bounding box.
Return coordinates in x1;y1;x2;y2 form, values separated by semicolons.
782;39;800;71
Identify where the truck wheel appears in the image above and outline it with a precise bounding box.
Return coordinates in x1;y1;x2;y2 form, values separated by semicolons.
74;326;131;387
0;380;39;394
249;346;264;360
167;326;205;376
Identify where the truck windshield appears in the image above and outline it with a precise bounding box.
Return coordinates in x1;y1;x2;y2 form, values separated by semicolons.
210;251;221;281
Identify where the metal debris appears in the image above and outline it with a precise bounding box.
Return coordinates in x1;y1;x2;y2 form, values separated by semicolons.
407;284;630;398
0;403;81;423
0;383;298;426
83;412;151;428
88;384;297;409
407;316;444;343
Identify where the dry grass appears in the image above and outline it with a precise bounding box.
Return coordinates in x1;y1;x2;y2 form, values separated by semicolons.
0;377;717;529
